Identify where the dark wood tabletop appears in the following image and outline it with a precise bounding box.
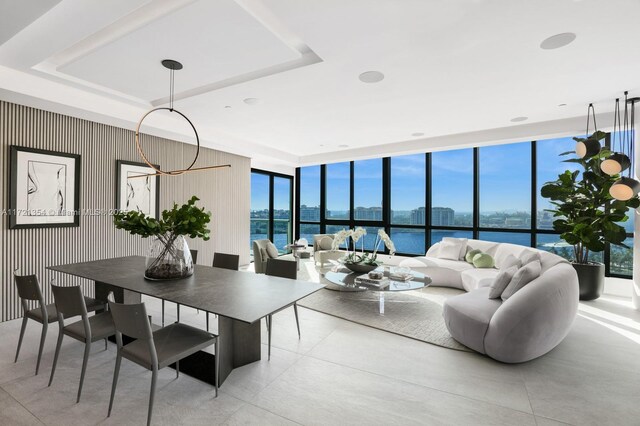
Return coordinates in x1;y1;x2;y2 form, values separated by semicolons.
48;256;324;324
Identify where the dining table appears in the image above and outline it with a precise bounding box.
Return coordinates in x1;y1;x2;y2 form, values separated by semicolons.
48;256;325;386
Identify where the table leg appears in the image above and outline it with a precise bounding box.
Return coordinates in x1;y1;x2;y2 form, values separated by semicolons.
95;281;141;310
379;292;385;316
217;316;261;385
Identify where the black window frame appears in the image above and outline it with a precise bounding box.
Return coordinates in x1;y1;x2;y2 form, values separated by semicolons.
295;134;633;278
251;168;294;252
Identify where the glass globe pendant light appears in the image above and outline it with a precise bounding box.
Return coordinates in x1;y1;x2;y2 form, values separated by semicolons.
610;94;640;201
601;97;631;175
575;103;601;158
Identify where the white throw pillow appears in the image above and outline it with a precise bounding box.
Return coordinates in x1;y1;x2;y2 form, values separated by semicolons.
266;242;279;258
489;266;518;299
500;254;522;271
441;237;468;260
438;240;463;260
319;236;334;251
519;250;540;266
501;260;542;301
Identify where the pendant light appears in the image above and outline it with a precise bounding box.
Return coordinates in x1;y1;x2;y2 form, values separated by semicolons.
130;59;231;179
601;97;631;175
610;94;640;201
575;103;601;158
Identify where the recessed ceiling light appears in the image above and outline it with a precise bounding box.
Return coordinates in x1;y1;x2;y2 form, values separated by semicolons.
224;105;232;109
412;132;425;137
540;33;576;50
243;98;260;105
510;116;528;122
338;144;349;148
558;103;567;107
359;71;385;83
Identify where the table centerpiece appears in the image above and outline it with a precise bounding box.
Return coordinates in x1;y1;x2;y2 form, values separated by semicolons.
332;227;396;273
113;195;211;280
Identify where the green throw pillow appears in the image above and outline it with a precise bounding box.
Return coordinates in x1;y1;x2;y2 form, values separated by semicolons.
473;253;495;268
465;249;482;263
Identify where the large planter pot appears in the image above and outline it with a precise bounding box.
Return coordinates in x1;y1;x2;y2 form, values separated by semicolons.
572;262;605;301
145;235;194;280
342;262;379;274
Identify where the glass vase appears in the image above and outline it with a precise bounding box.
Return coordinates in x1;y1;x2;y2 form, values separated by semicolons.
144;234;194;280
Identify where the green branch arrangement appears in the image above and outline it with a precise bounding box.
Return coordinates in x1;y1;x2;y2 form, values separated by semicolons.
113;196;211;273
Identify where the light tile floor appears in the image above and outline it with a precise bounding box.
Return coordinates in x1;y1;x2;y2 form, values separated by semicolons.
1;293;639;425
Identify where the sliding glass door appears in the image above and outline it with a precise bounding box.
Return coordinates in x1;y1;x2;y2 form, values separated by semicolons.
250;169;293;256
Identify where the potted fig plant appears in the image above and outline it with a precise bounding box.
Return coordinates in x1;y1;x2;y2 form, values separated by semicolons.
113;196;211;280
541;131;639;300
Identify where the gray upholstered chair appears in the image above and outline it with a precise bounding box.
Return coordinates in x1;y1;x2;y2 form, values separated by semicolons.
252;239;272;274
212;252;240;270
162;249;198;326
13;270;104;376
203;252;241;331
264;258;299;360
107;301;218;426
48;284;115;402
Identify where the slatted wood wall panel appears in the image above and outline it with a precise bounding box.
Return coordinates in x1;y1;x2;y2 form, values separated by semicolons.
0;101;250;322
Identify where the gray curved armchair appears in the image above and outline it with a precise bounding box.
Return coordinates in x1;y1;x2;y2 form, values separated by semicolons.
252;239;271;274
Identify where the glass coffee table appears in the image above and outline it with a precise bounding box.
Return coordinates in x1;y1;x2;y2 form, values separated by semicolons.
323;266;432;315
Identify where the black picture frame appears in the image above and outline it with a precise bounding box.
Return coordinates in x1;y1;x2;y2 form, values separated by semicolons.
115;160;160;219
9;145;81;229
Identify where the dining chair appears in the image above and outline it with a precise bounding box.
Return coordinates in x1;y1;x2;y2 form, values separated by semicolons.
107;301;218;426
264;258;300;360
13;270;104;376
48;284;115;403
202;252;241;331
162;249;198;326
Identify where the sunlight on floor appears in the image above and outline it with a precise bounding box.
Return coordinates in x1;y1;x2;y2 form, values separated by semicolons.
578;295;640;345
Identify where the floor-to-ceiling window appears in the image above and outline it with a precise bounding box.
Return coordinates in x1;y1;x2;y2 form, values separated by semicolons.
250;169;293;255
295;133;632;278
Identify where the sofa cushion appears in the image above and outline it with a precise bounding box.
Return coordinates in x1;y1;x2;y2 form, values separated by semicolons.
473;253;495;268
443;287;502;354
442;237;468;260
488;265;518;299
538;250;568;272
519;250;541;266
466;240;499;257
439;240;464;260
460;268;500;292
421;256;475;272
266;242;279;258
319;236;334;251
500;254;522;270
465;249;482;264
494;243;529;269
501;260;542;301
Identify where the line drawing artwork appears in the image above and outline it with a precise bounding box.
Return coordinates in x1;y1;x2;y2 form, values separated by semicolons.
26;160;66;215
125;171;152;214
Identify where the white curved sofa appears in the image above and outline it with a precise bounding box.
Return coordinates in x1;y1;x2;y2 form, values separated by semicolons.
394;239;579;363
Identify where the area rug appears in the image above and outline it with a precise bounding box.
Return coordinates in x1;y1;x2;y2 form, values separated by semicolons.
292;257;472;352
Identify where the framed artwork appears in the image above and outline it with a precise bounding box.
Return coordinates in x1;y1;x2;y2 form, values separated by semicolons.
116;160;160;219
9;146;81;229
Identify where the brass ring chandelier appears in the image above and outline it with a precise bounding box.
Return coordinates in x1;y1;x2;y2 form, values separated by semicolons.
130;59;230;179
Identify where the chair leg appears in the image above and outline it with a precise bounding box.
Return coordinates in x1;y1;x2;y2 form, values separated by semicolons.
265;316;270;332
104;338;108;351
176;360;179;378
147;368;158;426
268;314;272;361
206;313;209;332
177;304;180;323
108;351;122;417
214;338;219;398
162;300;165;327
35;321;48;375
293;303;301;339
14;316;28;363
48;330;64;386
76;341;91;403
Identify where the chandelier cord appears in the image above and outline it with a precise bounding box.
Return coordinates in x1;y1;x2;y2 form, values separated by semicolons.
585;103;597;136
169;68;175;111
612;98;620;153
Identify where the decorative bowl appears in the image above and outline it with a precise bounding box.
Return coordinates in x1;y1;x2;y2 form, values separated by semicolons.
342;262;379;274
